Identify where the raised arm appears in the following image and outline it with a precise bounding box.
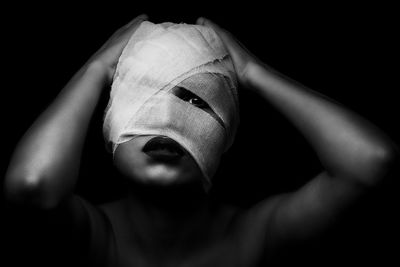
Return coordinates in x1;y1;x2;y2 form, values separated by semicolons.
4;15;148;209
197;18;399;245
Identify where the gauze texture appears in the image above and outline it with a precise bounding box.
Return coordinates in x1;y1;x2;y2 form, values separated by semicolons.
103;21;239;189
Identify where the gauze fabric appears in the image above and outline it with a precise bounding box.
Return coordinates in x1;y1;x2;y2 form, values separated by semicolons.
103;21;239;190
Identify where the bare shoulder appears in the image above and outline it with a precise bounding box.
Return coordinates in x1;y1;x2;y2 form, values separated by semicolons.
233;171;370;253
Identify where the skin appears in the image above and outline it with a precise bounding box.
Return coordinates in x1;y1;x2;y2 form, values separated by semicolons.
114;134;202;187
4;15;399;266
114;72;222;188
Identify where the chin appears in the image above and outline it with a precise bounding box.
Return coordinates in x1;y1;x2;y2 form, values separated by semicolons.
134;164;194;187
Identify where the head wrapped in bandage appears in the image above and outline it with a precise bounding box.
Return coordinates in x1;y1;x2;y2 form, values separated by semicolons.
103;21;239;190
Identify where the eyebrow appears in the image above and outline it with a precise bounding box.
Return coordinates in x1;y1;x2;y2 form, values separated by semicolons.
170;86;225;130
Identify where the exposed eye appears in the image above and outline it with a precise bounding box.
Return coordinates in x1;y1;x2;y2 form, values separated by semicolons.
169;85;225;129
186;96;208;109
171;86;210;110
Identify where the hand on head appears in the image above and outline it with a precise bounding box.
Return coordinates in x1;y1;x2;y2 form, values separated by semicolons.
196;17;261;87
90;15;258;87
89;14;149;83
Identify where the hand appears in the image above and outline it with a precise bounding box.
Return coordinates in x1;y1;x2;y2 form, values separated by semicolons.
196;17;261;87
88;14;148;83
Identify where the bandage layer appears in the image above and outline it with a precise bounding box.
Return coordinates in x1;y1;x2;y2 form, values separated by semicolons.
103;21;239;188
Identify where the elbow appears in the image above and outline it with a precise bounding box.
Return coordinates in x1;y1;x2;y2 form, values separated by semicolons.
357;143;399;187
4;171;39;203
4;172;59;210
373;142;399;170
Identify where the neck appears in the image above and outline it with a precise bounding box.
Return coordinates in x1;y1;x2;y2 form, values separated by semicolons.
120;180;215;254
128;179;209;213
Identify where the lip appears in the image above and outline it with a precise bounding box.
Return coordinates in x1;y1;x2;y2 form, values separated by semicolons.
142;136;185;162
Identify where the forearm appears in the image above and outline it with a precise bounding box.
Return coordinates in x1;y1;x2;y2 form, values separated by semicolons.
246;62;398;185
5;62;108;208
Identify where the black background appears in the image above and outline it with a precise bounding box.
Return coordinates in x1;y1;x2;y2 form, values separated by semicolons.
1;2;399;266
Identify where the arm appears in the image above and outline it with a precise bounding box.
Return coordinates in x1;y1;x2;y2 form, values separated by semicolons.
4;15;148;209
247;62;397;185
197;18;399;243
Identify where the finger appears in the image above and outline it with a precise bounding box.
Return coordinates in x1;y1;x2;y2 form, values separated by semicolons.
117;14;148;40
196;17;245;60
112;14;147;38
197;17;258;82
124;14;148;28
196;17;235;47
196;17;225;33
196;17;206;25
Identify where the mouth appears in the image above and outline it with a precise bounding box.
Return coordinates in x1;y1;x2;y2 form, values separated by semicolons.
142;136;185;162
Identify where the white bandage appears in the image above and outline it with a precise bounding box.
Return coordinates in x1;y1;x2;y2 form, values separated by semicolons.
103;21;239;189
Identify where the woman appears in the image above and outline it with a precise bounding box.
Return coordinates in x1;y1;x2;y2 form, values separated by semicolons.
4;14;398;266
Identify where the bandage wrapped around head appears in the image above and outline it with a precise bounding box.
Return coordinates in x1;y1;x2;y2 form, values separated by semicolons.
103;21;239;190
